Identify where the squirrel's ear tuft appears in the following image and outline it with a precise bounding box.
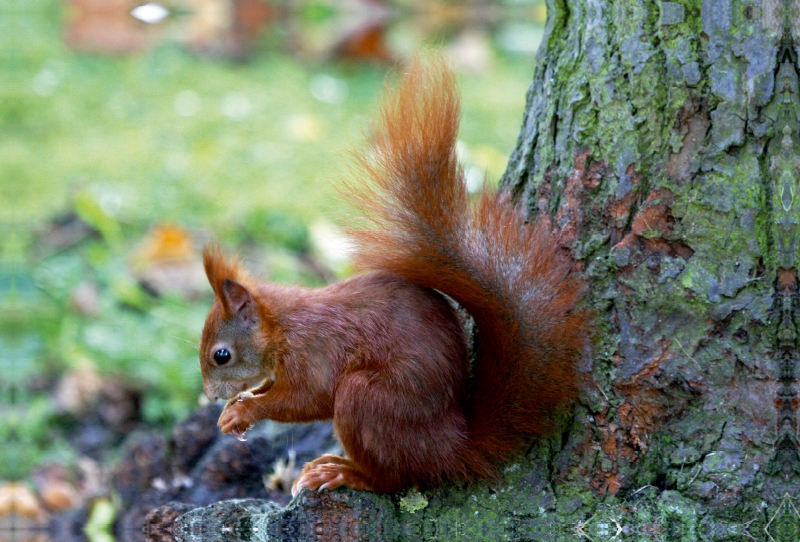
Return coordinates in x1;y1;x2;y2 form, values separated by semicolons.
203;244;243;301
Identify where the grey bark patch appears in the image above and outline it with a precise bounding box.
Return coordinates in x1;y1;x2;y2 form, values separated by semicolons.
708;61;743;103
620;37;656;75
702;451;742;474
611;246;632;267
701;0;733;62
683;62;702;86
586;38;606;74
658;256;686;284
709;104;746;153
660;2;685;25
740;33;780;106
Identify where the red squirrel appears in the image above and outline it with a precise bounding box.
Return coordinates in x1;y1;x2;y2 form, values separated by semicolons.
199;58;588;495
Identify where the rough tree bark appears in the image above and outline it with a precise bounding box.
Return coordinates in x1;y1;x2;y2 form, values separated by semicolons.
498;0;800;538
157;1;800;540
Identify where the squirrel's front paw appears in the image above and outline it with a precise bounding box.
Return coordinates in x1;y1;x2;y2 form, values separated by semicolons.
218;399;256;440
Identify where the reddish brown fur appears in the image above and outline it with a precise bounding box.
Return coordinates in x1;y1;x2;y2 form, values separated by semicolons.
201;57;588;494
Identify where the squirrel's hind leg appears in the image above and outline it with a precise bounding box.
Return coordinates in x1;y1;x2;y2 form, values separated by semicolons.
291;455;374;495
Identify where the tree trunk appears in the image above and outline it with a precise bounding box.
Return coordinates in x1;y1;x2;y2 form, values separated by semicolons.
499;0;800;537
159;1;800;540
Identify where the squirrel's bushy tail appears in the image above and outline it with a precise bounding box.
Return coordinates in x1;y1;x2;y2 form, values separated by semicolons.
346;57;588;480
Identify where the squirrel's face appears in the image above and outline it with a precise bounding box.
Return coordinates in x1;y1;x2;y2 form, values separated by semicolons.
199;280;277;401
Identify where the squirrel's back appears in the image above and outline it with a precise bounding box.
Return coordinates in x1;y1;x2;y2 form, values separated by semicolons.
346;57;589;481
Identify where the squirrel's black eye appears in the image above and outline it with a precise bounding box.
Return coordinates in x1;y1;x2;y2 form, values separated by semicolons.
214;348;232;365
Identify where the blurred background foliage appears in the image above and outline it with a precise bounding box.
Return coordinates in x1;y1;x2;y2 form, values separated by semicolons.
1;0;545;486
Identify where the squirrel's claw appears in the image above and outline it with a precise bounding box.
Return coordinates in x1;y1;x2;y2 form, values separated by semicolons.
291;460;373;496
230;424;254;441
290;477;307;497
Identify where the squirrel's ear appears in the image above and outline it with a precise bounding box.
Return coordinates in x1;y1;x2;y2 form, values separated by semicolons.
221;279;258;326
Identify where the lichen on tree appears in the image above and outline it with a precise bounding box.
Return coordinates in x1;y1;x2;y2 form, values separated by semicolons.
500;0;800;538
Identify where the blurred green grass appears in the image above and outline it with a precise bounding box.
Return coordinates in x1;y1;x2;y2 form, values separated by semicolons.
5;1;534;228
1;0;540;480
